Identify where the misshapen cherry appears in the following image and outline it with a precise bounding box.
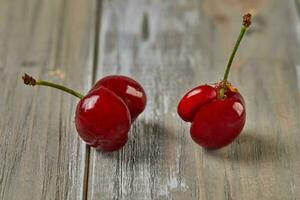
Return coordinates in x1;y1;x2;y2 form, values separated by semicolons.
22;74;146;152
179;84;246;149
177;13;251;149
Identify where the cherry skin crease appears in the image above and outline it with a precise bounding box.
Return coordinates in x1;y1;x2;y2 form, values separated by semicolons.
177;85;246;149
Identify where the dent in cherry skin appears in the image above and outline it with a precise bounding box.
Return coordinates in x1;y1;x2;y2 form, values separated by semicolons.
92;75;147;121
75;86;131;151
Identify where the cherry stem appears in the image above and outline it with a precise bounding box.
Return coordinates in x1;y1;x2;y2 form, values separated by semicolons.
22;73;84;99
219;13;252;98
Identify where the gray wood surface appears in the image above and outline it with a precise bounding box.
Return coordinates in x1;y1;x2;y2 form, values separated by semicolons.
0;0;96;199
1;0;300;199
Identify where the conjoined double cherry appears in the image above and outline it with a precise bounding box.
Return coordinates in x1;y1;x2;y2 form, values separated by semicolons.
23;74;146;151
177;13;251;149
23;13;251;151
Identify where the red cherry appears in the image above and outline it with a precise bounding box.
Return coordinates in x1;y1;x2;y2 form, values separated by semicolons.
75;87;131;151
177;13;251;149
22;74;146;152
92;75;147;121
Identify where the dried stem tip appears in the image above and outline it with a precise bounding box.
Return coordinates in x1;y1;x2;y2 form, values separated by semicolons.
242;13;252;28
22;73;36;86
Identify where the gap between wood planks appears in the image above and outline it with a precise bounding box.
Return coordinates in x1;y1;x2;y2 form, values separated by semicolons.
82;0;103;199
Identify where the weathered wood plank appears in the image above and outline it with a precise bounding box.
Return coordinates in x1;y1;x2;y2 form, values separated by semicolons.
89;0;215;199
0;0;96;199
88;0;300;199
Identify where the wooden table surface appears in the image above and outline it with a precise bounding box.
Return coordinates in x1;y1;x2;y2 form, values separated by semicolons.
1;0;300;199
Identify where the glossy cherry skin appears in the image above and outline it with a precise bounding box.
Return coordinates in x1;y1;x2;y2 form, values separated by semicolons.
92;75;147;121
75;86;131;151
178;84;246;149
177;85;217;122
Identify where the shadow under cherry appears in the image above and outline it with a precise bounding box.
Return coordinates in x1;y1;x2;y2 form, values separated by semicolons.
205;131;283;164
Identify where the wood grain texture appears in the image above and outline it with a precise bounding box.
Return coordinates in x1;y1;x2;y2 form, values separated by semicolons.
0;0;96;199
1;0;300;199
88;0;300;199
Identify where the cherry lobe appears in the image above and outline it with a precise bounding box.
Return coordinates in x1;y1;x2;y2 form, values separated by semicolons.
177;85;217;122
92;75;147;121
